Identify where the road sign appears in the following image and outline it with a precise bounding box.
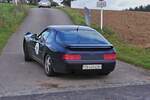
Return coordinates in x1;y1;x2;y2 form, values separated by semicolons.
97;0;106;8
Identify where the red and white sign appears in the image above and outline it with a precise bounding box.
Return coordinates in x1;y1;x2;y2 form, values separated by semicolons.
97;0;106;8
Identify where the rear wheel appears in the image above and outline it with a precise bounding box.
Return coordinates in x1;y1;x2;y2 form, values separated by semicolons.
23;41;32;61
44;55;55;76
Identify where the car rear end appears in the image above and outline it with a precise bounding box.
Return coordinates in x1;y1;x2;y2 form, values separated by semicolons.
52;27;116;75
38;0;51;8
53;45;116;75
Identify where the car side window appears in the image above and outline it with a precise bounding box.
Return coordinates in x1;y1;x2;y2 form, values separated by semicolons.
46;30;55;43
39;30;50;42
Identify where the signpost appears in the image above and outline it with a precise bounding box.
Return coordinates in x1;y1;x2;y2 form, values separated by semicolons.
12;0;18;5
84;7;91;26
97;0;106;31
14;0;18;5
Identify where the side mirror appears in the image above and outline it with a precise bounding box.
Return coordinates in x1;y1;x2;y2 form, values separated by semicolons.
31;34;39;40
25;32;32;36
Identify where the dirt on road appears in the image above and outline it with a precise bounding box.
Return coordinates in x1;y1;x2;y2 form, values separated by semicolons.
80;10;150;48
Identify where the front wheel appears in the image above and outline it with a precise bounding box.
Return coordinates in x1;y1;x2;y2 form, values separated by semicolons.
44;55;55;76
23;41;32;61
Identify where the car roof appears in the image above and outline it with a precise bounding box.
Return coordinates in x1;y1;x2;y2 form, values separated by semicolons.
40;0;49;2
47;25;95;31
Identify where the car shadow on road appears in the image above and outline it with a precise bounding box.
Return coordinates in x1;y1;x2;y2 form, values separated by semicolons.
28;60;110;80
55;73;109;80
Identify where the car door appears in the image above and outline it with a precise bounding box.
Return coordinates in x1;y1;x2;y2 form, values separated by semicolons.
37;30;50;61
31;29;50;62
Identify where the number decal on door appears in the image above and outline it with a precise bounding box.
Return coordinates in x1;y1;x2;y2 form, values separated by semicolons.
35;43;39;55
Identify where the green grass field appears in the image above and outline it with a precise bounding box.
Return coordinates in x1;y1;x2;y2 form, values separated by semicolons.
0;3;30;53
60;7;150;69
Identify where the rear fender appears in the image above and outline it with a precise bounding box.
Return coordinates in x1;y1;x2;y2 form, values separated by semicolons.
43;47;55;64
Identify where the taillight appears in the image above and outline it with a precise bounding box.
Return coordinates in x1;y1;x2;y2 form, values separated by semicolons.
104;53;116;60
63;54;81;60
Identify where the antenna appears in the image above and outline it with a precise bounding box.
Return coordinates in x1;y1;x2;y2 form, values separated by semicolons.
77;26;79;32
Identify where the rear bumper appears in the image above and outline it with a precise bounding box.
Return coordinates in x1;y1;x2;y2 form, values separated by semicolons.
38;5;50;7
53;59;116;74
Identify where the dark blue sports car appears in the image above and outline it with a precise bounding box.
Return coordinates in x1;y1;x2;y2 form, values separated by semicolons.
23;25;116;76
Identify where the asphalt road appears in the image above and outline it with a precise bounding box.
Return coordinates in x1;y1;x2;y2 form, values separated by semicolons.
1;85;150;100
0;8;150;98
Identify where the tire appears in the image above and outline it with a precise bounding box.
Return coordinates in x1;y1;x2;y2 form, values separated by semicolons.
44;55;55;76
23;41;32;61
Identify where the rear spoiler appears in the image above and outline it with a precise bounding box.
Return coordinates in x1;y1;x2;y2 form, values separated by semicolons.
64;44;113;49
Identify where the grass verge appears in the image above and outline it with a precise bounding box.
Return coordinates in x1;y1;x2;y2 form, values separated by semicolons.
0;3;30;54
60;7;150;69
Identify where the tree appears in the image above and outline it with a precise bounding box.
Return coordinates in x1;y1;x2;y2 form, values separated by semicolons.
128;7;135;11
127;4;150;12
51;1;59;7
139;5;144;11
61;0;75;7
7;0;10;3
28;0;38;4
135;7;139;11
145;5;150;11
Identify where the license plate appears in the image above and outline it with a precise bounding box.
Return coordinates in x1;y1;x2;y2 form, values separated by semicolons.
82;64;102;70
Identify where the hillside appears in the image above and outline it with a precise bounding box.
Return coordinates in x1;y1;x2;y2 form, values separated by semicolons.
80;10;150;48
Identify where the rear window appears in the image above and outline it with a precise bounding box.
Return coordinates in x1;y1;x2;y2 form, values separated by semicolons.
40;0;49;2
56;29;107;44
